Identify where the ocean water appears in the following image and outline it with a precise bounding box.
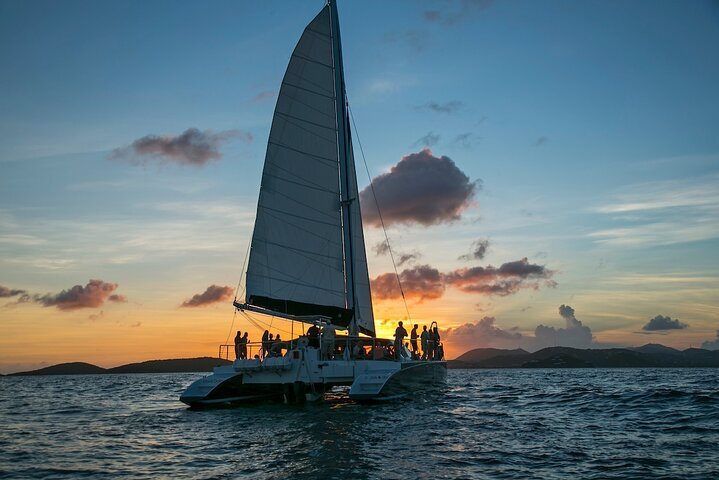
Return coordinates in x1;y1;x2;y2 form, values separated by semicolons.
0;369;717;479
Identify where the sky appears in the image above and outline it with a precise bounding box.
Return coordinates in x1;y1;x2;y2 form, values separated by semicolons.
1;0;718;373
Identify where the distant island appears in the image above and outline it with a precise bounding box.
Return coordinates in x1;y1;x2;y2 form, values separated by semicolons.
7;357;231;376
448;344;719;369
4;344;718;376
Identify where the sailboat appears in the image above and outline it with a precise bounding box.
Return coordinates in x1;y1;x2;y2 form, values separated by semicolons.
180;0;446;407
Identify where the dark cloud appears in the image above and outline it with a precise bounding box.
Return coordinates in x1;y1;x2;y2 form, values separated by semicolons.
373;240;390;256
642;315;688;331
533;304;593;349
0;285;27;298
702;330;719;350
459;238;490;261
373;241;420;266
397;252;421;266
414;131;440;147
360;148;478;227
252;90;276;102
533;136;548;146
109;294;127;303
424;0;492;26
35;280;124;311
417;101;463;113
444;257;555;296
181;285;233;308
111;128;250;166
371;265;444;302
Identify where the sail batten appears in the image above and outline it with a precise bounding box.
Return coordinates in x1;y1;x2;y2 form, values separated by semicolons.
244;2;375;334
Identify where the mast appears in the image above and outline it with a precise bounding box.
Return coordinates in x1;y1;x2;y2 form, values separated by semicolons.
329;0;357;333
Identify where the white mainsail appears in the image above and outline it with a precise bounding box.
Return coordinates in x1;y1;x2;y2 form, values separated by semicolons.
243;2;375;336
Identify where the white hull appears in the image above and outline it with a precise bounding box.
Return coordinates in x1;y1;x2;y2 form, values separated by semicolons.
180;347;446;407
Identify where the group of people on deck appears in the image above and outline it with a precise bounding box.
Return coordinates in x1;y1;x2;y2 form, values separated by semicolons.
233;330;288;360
234;321;443;362
394;321;443;361
233;331;250;360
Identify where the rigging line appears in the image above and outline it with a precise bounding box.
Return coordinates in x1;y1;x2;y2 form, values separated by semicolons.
224;309;238;347
225;241;252;347
348;103;412;323
234;241;252;303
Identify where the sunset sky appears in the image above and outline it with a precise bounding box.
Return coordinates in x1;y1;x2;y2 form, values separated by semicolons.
1;0;718;373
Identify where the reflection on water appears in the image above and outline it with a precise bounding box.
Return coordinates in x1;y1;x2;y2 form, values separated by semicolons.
1;369;718;478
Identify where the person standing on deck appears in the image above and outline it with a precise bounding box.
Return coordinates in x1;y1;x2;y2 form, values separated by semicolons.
240;332;249;359
410;324;419;359
427;328;436;360
433;326;442;360
393;321;408;360
234;331;242;360
420;325;429;360
261;330;269;358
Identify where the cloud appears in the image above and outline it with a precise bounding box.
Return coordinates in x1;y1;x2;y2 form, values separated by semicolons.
373;240;390;256
642;314;688;331
252;90;275;102
533;304;593;349
444;257;555;296
424;0;492;26
591;176;719;247
181;285;234;308
111;128;251;166
35;280;125;311
373;240;420;266
533;136;548;146
382;30;429;52
416;101;463;113
371;265;444;302
109;294;128;303
459;238;489;261
452;132;480;149
414;132;440;147
702;330;719;350
359;148;478;227
439;305;597;356
88;311;104;321
441;316;523;352
0;285;27;298
397;252;421;266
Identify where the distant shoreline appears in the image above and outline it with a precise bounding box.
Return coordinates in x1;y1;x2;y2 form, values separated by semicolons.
4;357;232;376
3;344;718;376
449;344;719;369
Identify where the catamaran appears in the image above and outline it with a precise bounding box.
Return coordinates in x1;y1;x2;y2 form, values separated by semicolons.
180;0;446;407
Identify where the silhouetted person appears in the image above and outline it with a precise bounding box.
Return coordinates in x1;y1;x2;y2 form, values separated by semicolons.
427;328;436;360
394;321;408;360
271;334;283;357
234;330;242;360
420;325;429;360
261;330;269;358
307;324;320;348
410;324;419;359
432;326;441;360
240;332;249;359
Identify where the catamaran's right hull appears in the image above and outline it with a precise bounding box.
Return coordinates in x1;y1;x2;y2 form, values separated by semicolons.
348;361;447;401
